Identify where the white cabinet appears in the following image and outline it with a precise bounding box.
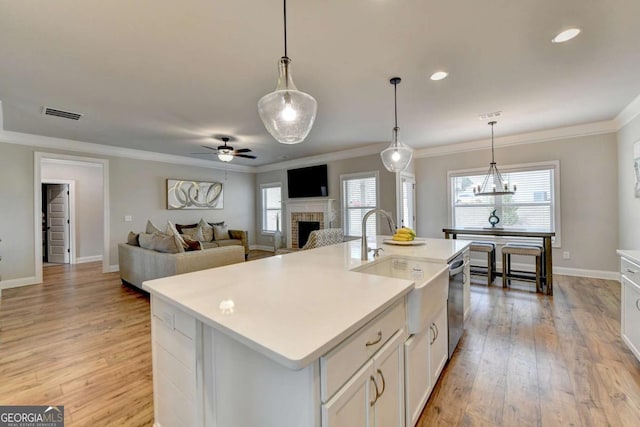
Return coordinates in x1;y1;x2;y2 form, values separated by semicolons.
322;330;405;427
404;300;448;427
429;304;448;388
621;255;640;362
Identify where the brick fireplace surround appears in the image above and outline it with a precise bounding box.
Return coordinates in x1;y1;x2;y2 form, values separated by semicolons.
283;199;336;249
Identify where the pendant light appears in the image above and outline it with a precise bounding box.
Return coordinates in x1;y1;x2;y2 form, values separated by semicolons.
258;0;317;144
473;121;516;196
380;77;413;172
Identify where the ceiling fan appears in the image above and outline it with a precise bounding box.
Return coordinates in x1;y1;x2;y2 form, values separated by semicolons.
193;136;257;163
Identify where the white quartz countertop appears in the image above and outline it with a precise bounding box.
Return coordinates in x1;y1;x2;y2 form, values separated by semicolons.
143;236;469;370
618;250;640;265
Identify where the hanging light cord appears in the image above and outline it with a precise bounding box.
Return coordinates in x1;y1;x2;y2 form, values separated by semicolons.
393;81;399;129
283;0;288;58
490;121;496;163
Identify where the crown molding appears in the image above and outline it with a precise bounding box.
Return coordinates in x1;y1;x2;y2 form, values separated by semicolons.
0;128;254;173
615;92;640;129
413;120;619;159
254;143;386;173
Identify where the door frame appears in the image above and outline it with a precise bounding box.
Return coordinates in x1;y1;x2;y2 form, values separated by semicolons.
42;180;76;265
34;152;110;284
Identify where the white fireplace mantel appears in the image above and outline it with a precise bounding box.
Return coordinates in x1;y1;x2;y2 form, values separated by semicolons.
283;198;337;248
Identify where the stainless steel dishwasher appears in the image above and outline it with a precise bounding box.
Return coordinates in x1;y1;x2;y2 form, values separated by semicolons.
448;253;465;358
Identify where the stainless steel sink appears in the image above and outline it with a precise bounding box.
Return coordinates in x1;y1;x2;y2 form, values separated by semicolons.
354;257;449;334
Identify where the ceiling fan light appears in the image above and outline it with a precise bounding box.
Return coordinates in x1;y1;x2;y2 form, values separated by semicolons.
217;150;234;162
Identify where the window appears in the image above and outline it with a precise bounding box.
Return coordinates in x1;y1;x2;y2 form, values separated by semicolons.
448;161;561;245
261;183;281;233
341;172;378;237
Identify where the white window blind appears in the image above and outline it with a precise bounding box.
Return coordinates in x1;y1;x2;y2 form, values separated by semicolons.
449;161;560;245
261;183;281;233
342;173;378;237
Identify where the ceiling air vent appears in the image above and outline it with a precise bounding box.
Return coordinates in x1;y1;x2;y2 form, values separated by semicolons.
478;111;502;120
42;106;83;121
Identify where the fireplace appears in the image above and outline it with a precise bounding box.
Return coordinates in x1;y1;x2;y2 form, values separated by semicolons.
284;199;337;248
298;221;320;248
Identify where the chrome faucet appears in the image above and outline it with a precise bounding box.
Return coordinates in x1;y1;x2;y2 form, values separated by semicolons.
361;209;397;260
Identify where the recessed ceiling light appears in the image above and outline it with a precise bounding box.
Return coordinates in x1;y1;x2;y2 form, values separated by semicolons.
552;28;581;43
430;71;448;81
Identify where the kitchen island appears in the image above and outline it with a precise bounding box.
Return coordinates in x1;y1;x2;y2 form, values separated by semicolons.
143;236;469;427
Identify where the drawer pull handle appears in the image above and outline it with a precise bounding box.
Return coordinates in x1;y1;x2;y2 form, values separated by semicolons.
376;369;386;398
366;331;382;347
430;325;436;345
627;268;637;274
636;298;640;312
369;376;379;406
433;323;439;341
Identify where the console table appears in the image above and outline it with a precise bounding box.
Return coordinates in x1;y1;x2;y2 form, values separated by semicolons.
443;228;555;295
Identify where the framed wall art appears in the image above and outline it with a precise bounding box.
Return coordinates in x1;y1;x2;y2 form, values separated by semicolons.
167;179;223;210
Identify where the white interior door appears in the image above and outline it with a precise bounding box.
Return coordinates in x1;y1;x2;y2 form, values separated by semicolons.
47;184;70;264
399;174;416;230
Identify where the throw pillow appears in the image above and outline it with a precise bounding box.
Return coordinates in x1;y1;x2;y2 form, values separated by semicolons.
198;218;215;241
176;222;198;234
139;232;182;254
127;231;139;246
146;220;163;235
182;236;202;251
166;221;187;251
213;224;230;240
181;226;206;242
208;221;225;227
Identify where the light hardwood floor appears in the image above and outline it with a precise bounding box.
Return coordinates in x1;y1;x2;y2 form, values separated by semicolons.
2;263;639;426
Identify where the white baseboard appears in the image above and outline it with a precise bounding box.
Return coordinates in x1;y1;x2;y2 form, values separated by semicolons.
553;266;619;281
250;245;276;252
75;255;103;264
108;264;119;273
0;275;40;291
489;261;620;281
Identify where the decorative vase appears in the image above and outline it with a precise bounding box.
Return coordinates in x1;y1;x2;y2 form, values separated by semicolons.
488;209;500;228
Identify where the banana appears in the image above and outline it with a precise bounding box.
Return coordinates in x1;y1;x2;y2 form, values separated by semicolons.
394;227;416;240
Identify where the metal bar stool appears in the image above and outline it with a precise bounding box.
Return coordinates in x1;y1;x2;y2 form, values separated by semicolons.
469;241;496;286
501;243;543;292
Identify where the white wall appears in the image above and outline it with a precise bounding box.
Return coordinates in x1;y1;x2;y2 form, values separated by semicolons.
0;142;34;282
42;161;104;262
618;114;640;250
415;132;619;273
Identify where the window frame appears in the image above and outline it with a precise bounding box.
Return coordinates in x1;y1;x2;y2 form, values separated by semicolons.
260;182;282;235
340;171;379;238
447;160;562;247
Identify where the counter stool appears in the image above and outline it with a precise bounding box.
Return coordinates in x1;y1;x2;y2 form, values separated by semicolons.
469;241;496;286
502;243;543;293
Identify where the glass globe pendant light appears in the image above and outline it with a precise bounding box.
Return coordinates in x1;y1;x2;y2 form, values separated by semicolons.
380;77;413;172
258;0;317;144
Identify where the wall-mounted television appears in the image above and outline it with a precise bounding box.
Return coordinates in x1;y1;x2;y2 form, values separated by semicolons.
287;164;328;198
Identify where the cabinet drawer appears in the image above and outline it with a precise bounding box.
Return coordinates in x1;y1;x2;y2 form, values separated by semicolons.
152;296;196;340
622;257;640;286
320;301;405;402
622;277;640;360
